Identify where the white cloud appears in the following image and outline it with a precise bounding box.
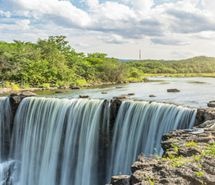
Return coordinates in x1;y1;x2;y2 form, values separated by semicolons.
16;19;30;30
0;0;215;59
0;10;11;18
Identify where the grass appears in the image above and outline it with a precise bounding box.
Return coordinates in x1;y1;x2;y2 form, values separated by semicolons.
195;171;205;178
185;141;198;148
204;143;215;157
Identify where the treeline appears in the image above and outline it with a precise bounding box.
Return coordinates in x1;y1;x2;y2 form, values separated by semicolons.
0;36;215;89
126;56;215;74
0;36;127;88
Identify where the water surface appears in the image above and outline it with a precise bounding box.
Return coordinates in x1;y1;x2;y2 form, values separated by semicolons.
45;77;215;108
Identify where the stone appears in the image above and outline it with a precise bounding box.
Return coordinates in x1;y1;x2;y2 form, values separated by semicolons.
195;108;215;126
79;95;90;98
111;175;130;185
208;101;215;108
113;96;128;100
128;93;135;96
70;86;80;90
167;89;180;93
20;91;37;97
149;94;156;97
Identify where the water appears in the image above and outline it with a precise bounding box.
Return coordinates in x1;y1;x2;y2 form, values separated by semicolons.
49;77;215;108
0;97;13;184
108;101;196;177
0;97;12;161
0;97;197;185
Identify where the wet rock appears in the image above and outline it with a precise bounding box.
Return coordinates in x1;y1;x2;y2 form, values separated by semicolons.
128;93;135;96
167;89;180;93
70;86;80;90
109;99;122;131
111;175;130;185
20;91;37;97
9;92;36;116
79;95;90;98
113;96;128;100
195;108;215;126
149;94;156;97
101;91;108;94
208;101;215;108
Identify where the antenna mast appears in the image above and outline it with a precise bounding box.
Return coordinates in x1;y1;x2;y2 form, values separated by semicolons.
139;49;142;60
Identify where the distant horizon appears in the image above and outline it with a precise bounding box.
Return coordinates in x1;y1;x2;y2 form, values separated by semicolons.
0;0;215;59
1;38;215;61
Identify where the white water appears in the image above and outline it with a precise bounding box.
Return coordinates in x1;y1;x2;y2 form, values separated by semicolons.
0;97;12;161
0;97;196;185
108;101;196;177
0;97;13;185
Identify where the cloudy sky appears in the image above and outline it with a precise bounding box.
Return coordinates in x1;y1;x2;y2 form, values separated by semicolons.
0;0;215;59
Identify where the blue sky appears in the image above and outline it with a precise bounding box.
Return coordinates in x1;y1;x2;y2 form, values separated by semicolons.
0;0;215;59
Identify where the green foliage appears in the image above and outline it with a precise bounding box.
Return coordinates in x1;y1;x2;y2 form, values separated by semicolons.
204;143;215;157
168;156;192;168
195;171;204;178
126;56;215;75
1;36;215;88
0;36;127;87
185;141;198;148
147;177;155;185
171;143;179;153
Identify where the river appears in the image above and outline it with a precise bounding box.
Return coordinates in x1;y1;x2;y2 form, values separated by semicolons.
42;77;215;108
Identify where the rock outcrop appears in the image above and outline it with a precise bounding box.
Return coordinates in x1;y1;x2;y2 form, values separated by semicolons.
208;101;215;108
110;120;215;185
167;89;180;93
195;108;215;126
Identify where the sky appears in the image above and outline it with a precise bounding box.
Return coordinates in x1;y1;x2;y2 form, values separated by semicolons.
0;0;215;59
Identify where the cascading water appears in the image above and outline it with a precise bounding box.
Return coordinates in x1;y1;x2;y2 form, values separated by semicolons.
0;97;13;184
108;101;196;177
10;97;109;185
0;97;12;161
0;97;197;185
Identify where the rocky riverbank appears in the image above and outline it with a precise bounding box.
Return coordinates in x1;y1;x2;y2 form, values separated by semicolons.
110;119;215;185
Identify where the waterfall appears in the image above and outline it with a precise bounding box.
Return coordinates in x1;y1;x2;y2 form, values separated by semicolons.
0;97;12;161
0;97;13;184
0;97;197;185
9;97;108;185
108;101;196;177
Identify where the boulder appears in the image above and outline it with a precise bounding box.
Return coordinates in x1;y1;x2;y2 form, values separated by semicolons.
111;175;130;185
195;108;215;126
79;95;90;98
167;88;180;93
208;101;215;108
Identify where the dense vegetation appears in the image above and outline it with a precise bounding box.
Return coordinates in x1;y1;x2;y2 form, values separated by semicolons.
1;36;215;89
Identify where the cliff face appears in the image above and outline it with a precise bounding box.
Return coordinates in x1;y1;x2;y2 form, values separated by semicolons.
5;94;215;185
110;120;215;185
